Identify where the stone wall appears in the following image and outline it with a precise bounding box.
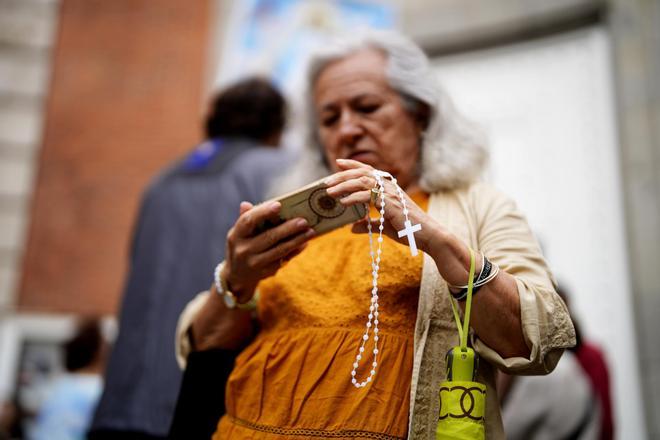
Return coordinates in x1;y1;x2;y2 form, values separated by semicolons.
608;0;660;437
0;0;60;312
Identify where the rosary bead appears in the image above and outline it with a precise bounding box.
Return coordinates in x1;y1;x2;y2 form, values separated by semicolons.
353;171;418;388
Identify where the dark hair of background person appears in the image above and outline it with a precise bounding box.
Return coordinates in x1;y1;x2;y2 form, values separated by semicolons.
205;77;286;143
64;319;104;372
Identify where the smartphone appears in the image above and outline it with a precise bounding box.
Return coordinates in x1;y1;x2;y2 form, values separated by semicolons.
257;178;367;236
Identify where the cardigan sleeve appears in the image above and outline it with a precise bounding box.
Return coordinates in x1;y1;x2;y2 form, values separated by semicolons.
469;183;576;375
175;290;211;370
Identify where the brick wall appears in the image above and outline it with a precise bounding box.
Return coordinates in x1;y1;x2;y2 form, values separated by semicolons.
18;0;211;314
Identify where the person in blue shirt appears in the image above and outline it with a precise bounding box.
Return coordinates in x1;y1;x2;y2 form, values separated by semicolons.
89;77;290;440
32;319;106;440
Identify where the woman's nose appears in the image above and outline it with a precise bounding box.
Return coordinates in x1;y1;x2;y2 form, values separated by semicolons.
338;112;364;145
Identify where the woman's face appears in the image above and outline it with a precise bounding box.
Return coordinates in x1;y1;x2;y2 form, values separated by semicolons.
313;49;423;190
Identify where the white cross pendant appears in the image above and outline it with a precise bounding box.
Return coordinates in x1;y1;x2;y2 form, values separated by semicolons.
398;220;422;256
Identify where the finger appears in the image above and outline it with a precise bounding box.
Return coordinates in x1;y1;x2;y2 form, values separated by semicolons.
351;218;371;234
282;242;308;261
253;228;316;266
324;168;372;188
351;218;387;236
250;217;311;253
335;158;373;171
234;201;281;237
325;175;375;198
239;201;253;215
338;190;372;207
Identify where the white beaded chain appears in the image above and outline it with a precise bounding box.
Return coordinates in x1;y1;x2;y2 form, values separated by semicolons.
350;170;421;388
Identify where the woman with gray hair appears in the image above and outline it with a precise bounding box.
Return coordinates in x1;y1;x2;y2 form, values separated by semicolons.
174;30;575;439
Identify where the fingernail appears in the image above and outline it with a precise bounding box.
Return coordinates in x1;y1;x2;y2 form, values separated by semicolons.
270;202;281;212
296;218;308;227
306;229;316;237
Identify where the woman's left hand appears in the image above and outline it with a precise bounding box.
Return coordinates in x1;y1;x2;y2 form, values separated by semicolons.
324;158;440;254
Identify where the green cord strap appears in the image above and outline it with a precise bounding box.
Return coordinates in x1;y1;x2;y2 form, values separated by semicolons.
449;248;476;350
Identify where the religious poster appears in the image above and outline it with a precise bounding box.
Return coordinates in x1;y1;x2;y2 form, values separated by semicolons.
216;0;395;94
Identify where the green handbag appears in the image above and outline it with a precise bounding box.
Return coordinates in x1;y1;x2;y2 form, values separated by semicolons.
436;249;486;440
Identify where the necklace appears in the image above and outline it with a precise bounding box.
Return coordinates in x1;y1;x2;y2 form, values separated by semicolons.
350;170;422;388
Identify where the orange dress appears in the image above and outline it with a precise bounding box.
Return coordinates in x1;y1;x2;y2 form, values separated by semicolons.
215;193;429;439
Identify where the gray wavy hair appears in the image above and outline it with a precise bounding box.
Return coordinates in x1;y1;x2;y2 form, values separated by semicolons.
273;29;487;194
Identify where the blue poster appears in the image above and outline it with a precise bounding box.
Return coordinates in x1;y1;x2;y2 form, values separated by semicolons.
216;0;395;94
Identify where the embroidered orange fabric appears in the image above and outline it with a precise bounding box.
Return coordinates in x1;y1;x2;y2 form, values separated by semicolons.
214;193;429;439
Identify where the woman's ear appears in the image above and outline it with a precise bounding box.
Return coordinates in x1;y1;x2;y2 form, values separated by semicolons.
414;102;431;133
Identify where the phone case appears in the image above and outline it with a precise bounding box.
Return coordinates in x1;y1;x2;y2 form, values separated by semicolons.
259;178;367;235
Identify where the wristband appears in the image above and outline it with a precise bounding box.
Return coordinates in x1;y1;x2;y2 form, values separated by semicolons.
450;255;498;301
213;261;259;311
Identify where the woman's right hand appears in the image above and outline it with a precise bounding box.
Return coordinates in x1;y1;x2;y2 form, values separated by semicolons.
221;200;316;301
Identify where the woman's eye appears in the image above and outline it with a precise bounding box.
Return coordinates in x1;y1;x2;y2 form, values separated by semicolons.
358;104;379;114
321;114;338;126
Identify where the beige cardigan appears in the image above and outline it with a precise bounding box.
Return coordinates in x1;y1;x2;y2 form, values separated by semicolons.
175;182;576;439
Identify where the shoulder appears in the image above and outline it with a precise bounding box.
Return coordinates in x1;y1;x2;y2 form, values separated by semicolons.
137;172;177;215
229;147;294;192
231;146;293;173
465;181;517;211
430;181;518;219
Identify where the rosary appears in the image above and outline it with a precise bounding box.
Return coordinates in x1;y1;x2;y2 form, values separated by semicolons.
350;170;422;388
